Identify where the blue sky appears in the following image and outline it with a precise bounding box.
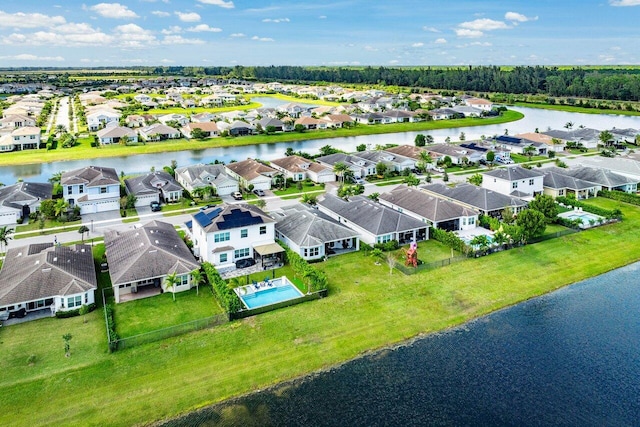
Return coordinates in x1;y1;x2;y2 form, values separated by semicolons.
0;0;638;67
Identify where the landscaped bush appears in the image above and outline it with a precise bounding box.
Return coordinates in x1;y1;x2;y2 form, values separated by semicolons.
430;227;468;253
556;196;623;219
55;303;96;318
202;262;242;314
104;303;119;352
599;189;640;206
281;243;328;293
374;240;400;252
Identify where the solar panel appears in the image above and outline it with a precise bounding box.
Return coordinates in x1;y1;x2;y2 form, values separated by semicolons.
217;209;264;230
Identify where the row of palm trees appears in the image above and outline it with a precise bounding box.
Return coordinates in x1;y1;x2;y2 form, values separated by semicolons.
163;269;204;302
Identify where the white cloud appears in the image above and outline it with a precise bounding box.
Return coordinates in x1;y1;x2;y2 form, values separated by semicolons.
196;0;235;8
1;21;113;46
175;12;201;22
470;41;492;46
505;12;538;22
455;28;484;38
251;35;274;42
389;60;399;64
411;42;424;47
434;38;447;44
90;3;139;19
364;45;378;51
262;18;290;23
0;10;66;28
161;26;182;35
187;24;222;32
230;33;245;37
113;23;156;48
162;35;205;44
319;15;327;19
0;54;64;61
611;46;622;50
160;58;175;63
459;18;510;31
151;10;171;17
422;26;440;33
609;0;640;5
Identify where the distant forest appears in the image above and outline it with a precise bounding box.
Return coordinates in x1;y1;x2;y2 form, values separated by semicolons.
199;66;640;102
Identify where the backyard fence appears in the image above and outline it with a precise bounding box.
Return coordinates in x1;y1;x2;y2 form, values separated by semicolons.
394;255;467;275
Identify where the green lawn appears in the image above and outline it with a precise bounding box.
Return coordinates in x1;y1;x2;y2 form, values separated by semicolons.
2;197;639;426
0;111;523;167
114;287;224;338
273;183;325;197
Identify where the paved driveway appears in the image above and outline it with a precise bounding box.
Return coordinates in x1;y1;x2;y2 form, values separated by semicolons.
82;210;123;228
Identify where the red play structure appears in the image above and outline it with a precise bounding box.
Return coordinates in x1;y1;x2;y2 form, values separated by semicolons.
404;240;418;267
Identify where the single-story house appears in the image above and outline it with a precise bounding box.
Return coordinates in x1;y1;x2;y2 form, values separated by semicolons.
139;123;181;141
0;181;52;225
175;163;238;196
104;221;200;303
96;126;138;145
225;158;280;191
158;113;189;127
181;122;220;139
421;182;527;217
228;121;255;136
316;153;377;178
0;243;97;319
542;170;599;199
547;166;638;193
125;171;183;207
269;155;335;183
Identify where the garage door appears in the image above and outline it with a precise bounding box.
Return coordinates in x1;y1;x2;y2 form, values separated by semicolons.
0;212;17;226
80;200;120;214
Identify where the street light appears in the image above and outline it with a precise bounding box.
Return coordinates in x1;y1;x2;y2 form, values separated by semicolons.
91;219;94;233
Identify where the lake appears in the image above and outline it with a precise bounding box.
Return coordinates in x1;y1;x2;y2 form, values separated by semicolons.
2;105;640;184
162;261;640;427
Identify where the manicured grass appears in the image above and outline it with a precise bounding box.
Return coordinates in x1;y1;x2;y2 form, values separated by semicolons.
0;111;523;167
114;287;224;338
510;153;548;163
142;103;261;115
15;218;81;233
2;197;639;426
273;183;324;196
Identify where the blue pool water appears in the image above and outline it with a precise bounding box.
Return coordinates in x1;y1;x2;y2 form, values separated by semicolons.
239;284;304;309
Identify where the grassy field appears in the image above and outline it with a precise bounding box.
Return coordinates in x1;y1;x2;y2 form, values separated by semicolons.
0;111;524;167
1;197;637;426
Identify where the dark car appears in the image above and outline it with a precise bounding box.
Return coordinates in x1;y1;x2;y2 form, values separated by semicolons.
253;189;265;197
150;201;161;212
235;258;256;269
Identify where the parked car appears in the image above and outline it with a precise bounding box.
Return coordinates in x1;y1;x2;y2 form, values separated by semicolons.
232;191;243;200
253;189;265;197
235;258;256;269
150;201;161;212
0;310;9;322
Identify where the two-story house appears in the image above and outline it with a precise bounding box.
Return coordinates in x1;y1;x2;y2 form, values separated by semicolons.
61;166;121;214
482;166;544;200
188;204;282;269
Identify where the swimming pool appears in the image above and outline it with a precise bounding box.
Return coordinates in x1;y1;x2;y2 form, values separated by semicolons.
559;211;604;228
236;277;305;309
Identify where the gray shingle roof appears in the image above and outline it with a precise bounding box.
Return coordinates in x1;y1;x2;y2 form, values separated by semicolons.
0;244;96;307
175;164;235;189
104;220;199;286
379;185;478;223
61;166;119;187
546;166;637;188
124;171;182;197
483;166;543;181
318;194;426;236
542;170;597;191
421;183;527;214
274;205;359;247
0;181;52;210
225;158;278;180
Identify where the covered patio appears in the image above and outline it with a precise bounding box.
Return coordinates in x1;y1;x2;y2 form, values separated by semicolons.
253;242;285;269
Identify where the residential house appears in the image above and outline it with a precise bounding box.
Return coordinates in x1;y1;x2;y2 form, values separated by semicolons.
294;116;327;130
463;98;493;111
321;114;354;128
316;153;376;179
0;114;36;129
133;94;151;103
273;204;360;260
515;132;563;151
492;135;547;156
451;105;484;118
541;128;601;149
270;155;335;183
317;194;428;245
548;166;638;193
0;243;97;319
379;185;478;232
384;144;429;161
158;113;189;127
228;120;255;136
175;163;238;196
580;156;640;181
191;112;217;123
482;166;544;199
542;170;599;199
104;221;199;303
225;158;279;191
276;103;310;118
181;122;220;139
96;126;138;145
125;171;183;207
356;150;416;173
609;128;639;145
427;144;484;165
139;123;181;141
421;183;527;217
188;204;283;269
61;166;120;214
0;181;52;225
0;127;41;151
352;112;387;125
125;115;147;128
87;109;121;131
254;117;286;132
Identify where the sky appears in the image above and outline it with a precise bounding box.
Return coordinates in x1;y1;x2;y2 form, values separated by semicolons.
0;0;639;67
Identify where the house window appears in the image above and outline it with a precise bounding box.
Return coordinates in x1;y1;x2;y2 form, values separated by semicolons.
100;187;107;194
214;232;230;242
259;226;267;235
30;135;35;140
79;185;84;194
241;229;248;238
377;234;392;243
220;253;228;263
84;293;88;304
529;179;534;186
512;182;518;189
469;217;475;225
67;295;82;308
67;185;73;194
13;136;19;141
303;247;320;257
462;218;467;226
559;189;565;196
180;275;189;286
234;247;250;259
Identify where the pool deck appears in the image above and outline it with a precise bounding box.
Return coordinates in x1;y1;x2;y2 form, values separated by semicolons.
456;227;495;243
234;276;305;310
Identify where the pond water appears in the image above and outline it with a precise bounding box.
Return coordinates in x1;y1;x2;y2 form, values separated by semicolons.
162;261;640;426
2;105;640;184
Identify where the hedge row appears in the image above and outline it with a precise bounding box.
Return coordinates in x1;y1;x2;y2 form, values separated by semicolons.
282;245;328;293
203;262;242;314
429;227;468;253
55;303;96;319
105;303;119;352
556;196;623;219
598;189;640;206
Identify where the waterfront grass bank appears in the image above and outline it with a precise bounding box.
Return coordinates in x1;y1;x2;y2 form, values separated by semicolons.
0;197;637;426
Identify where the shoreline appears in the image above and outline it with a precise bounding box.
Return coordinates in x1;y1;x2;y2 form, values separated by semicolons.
154;254;640;426
0;111;524;167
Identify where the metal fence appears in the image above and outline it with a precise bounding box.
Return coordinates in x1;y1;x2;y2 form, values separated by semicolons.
394;255;468;275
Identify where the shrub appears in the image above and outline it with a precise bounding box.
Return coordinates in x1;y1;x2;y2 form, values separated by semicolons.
555;196;622;219
202;262;242;314
374;240;399;252
105;303;119;352
55;303;96;318
281;243;328;293
598;189;640;206
430;227;467;253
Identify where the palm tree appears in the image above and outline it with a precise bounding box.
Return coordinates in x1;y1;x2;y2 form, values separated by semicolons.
599;130;614;149
523;145;536;160
333;162;349;184
55;124;67;135
0;226;13;252
78;225;89;243
164;272;180;302
417;150;432;172
191;269;203;296
54;198;68;219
